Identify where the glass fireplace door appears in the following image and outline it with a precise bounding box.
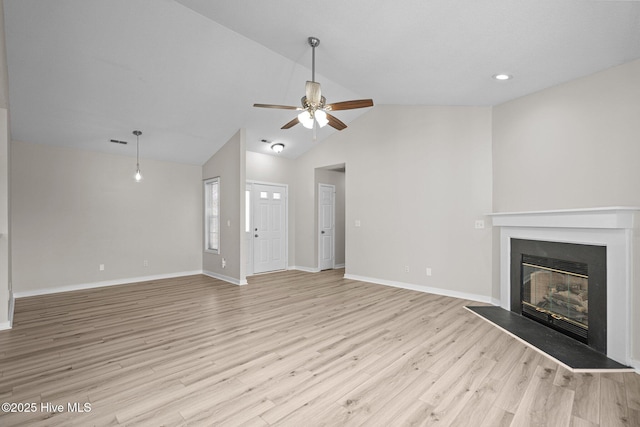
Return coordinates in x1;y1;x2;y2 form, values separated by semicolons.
521;255;589;342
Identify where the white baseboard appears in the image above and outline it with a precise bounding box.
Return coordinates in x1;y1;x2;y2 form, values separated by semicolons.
334;263;345;269
630;357;640;374
288;266;321;273
343;273;494;305
0;321;10;331
203;270;247;286
8;289;14;327
13;270;204;298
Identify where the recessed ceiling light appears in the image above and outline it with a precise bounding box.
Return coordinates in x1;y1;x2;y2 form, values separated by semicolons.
493;74;513;81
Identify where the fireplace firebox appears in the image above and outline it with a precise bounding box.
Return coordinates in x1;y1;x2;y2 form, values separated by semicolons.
510;239;607;354
521;254;589;343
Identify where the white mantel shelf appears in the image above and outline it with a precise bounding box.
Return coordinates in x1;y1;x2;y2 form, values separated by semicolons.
489;206;640;368
489;207;640;229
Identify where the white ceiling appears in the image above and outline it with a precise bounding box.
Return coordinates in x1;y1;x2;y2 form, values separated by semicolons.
4;0;640;164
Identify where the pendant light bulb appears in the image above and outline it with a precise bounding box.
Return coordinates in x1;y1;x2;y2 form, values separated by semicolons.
314;109;328;128
298;111;314;129
133;130;143;183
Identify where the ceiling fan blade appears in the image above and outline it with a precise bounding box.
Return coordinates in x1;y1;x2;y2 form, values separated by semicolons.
326;113;347;131
305;81;322;106
326;99;374;111
253;103;301;110
281;117;300;129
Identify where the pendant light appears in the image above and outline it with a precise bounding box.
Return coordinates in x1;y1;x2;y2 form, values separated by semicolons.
133;130;143;182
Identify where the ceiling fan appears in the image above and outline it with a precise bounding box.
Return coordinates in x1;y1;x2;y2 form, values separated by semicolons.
253;37;373;131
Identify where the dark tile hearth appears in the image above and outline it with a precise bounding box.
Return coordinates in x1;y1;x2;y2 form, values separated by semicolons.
466;305;632;372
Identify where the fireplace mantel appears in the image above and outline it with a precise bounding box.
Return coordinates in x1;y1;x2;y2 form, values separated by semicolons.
489;207;640;367
490;207;639;229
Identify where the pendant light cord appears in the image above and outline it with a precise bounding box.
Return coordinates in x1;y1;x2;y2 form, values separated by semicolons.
134;130;142;168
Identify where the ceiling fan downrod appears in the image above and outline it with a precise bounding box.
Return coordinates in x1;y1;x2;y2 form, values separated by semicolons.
308;37;320;82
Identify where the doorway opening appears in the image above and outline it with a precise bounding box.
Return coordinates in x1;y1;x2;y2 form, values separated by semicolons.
315;164;346;271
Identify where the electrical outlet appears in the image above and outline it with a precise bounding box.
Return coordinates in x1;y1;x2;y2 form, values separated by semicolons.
143;259;149;267
222;258;226;268
99;264;105;271
404;265;410;273
426;267;432;276
475;220;485;229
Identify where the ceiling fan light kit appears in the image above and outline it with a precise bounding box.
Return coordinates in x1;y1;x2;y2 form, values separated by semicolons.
254;36;373;132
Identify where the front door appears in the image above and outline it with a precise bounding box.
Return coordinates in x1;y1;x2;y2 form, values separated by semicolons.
253;183;286;274
318;183;335;271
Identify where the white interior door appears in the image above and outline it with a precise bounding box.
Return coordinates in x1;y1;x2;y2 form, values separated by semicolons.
318;183;335;271
253;183;286;274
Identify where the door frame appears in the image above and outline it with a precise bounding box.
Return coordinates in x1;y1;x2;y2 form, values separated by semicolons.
246;180;288;276
317;183;336;271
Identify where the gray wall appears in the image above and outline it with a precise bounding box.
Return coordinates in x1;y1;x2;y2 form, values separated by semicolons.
295;105;494;300
202;130;246;283
0;0;11;327
11;140;202;293
493;59;640;212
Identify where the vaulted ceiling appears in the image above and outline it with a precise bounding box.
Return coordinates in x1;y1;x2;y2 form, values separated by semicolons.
4;0;640;163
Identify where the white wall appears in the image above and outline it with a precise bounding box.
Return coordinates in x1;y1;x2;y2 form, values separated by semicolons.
202;130;246;284
295;105;494;300
492;58;640;363
11;140;202;294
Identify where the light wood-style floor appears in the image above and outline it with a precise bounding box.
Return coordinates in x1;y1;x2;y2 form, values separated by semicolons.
0;269;638;426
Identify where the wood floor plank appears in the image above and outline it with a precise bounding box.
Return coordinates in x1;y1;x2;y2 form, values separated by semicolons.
572;372;601;424
511;365;575;426
492;346;544;414
600;376;630;427
0;269;638;426
625;369;640;411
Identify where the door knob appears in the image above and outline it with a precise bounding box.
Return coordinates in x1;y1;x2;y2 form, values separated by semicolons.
255;234;259;238
321;230;325;234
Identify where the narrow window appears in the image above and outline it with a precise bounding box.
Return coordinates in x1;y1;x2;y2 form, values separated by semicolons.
204;177;220;253
245;189;251;233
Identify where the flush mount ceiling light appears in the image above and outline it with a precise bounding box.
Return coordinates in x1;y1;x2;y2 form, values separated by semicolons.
271;143;285;153
133;130;143;182
254;36;374;132
493;73;513;81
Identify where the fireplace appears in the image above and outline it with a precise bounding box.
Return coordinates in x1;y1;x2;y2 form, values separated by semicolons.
490;207;639;366
510;239;607;354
